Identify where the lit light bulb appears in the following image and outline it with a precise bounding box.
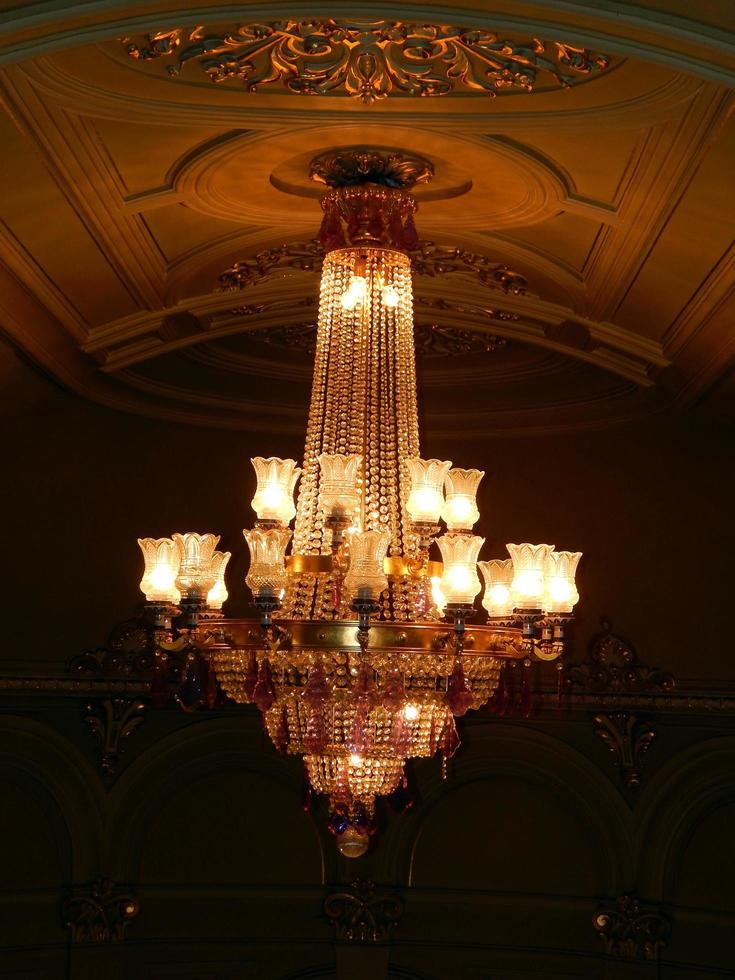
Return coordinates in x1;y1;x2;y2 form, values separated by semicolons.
507;543;554;609
479;559;514;617
349;753;363;766
341;275;367;310
404;703;419;721
431;576;446;615
382;284;399;307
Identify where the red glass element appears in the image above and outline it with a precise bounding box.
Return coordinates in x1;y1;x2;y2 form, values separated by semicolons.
151;649;169;708
274;704;290;753
446;661;473;716
176;654;203;713
253;658;276;712
403;213;419;250
204;658;218;709
382;669;406;712
304;710;327;753
390;711;411;755
302;662;331;708
244;650;258;702
438;715;460;759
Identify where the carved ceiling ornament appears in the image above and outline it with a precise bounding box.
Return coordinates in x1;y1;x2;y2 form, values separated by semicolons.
124;22;611;104
218;241;528;296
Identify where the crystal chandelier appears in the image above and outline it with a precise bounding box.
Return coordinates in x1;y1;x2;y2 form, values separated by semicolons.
136;150;582;858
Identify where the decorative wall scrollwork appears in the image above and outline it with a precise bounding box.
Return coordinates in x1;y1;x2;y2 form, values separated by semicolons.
62;878;140;943
124;22;611;104
593;711;656;790
219;241;528;295
324;879;404;942
566;620;675;694
593;894;670;960
84;697;147;777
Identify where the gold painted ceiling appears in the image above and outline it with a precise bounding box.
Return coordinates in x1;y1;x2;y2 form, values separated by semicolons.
0;2;733;436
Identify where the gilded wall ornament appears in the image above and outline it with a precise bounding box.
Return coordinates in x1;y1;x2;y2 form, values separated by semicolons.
592;711;656;790
566;620;675;694
84;697;147;777
593;895;670;960
124;22;611;104
62;878;140;943
219;241;528;295
324;879;404;942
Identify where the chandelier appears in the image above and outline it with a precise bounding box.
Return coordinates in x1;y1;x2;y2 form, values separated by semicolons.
136;150;582;858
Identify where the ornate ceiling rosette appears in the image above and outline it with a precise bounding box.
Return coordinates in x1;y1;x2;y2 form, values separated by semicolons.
124;20;612;104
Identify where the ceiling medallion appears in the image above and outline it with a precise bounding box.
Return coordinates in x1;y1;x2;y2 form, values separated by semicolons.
124;21;611;104
128;152;582;857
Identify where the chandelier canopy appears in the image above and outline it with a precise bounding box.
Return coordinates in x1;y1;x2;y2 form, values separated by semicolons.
137;150;582;857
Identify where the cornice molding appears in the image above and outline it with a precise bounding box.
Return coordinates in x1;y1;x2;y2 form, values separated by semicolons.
17;54;703;132
0;2;732;84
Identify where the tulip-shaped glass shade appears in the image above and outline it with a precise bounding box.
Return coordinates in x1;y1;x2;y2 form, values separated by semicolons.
437;533;485;605
442;467;484;531
479;559;514;617
251;457;301;524
173;532;220;599
544;550;582;613
343;529;390;600
206;550;232;610
318;453;363;523
507;543;554;609
244;527;291;598
138;537;182;603
406;458;452;525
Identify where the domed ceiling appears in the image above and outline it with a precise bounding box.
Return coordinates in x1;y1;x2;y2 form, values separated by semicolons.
0;3;732;437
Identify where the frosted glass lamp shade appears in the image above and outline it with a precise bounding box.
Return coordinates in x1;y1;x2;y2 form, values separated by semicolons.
206;550;232;610
251;457;301;524
137;537;182;603
244;527;291;598
437;533;485;605
544;550;582;613
442;467;484;530
507;543;554;609
173;532;220;599
479;559;514;617
406;458;452;524
318;453;363;522
344;530;390;600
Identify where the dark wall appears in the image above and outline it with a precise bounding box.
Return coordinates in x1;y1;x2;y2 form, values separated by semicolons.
3;343;733;681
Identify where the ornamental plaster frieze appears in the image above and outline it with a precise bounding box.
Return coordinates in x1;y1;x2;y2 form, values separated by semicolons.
16;51;705;132
1;0;732;91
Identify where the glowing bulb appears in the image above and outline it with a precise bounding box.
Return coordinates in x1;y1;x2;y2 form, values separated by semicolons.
446;565;474;594
404;703;419;721
382;284;399;307
489;583;511;606
341;275;367;310
431;576;446;615
349;753;363;766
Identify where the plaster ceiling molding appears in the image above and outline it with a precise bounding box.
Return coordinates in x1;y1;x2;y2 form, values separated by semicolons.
17;46;701;133
167;127;571;232
121;20;613;104
0;0;732;86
